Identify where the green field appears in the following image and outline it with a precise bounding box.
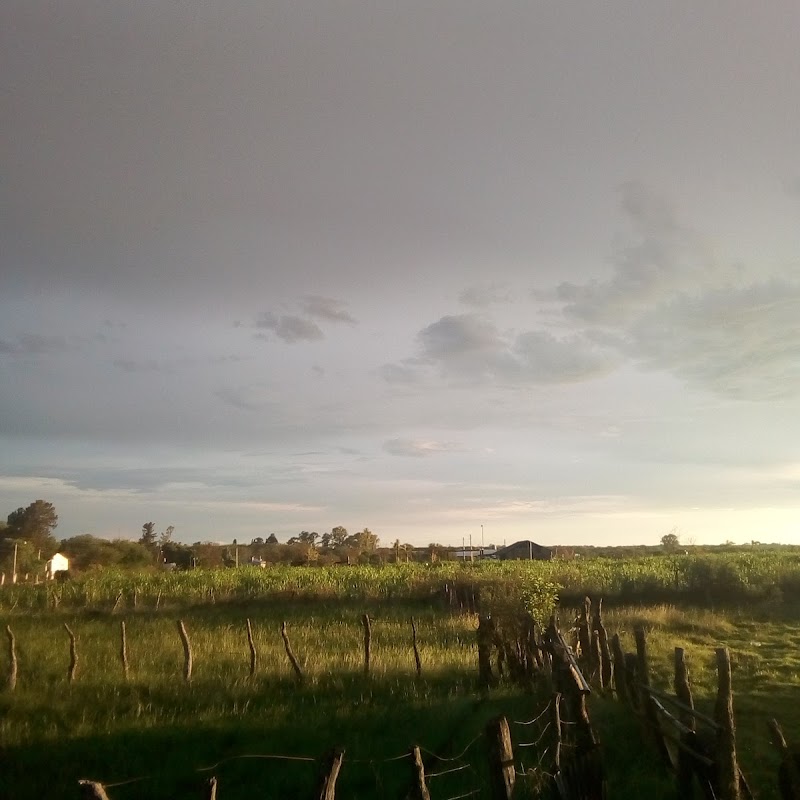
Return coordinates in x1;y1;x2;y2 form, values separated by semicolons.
2;556;800;798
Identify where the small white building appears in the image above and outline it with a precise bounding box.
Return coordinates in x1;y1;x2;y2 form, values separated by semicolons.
45;553;69;580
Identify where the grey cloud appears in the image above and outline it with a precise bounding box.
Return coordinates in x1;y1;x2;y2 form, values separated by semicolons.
0;333;69;355
622;279;800;400
548;183;720;325
513;331;618;383
458;284;511;308
215;384;277;412
388;313;617;385
784;176;800;196
380;362;428;385
301;295;357;325
254;313;324;343
113;358;163;373
383;438;458;458
419;315;505;360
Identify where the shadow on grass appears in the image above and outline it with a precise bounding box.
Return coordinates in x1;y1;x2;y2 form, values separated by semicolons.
0;673;538;800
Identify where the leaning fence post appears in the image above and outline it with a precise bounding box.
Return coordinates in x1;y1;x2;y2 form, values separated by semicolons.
246;618;257;678
552;692;563;772
120;620;129;680
64;623;78;683
5;625;17;692
314;746;344;800
177;620;192;682
486;715;515;800
281;621;304;682
634;625;670;765
768;719;800;800
361;614;371;675
409;745;431;800
410;617;422;679
715;647;740;800
78;780;111;799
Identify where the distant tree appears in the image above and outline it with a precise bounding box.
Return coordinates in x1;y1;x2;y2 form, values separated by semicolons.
5;500;59;554
251;537;265;546
266;533;279;544
159;525;175;546
287;531;318;548
660;530;680;552
60;535;152;571
139;522;157;549
330;526;348;546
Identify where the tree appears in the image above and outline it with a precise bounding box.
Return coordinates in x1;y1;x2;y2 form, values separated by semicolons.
159;525;175;546
5;500;58;554
287;531;318;548
139;522;157;548
266;533;279;544
661;530;680;552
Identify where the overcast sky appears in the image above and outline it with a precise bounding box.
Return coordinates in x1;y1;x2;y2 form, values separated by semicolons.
2;1;800;548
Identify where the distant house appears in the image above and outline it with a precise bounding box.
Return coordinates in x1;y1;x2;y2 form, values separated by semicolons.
494;540;552;561
45;553;69;580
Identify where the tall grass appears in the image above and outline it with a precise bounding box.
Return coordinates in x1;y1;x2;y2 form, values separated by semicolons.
4;551;800;612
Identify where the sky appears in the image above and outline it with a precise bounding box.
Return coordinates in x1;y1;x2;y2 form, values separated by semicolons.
2;1;800;548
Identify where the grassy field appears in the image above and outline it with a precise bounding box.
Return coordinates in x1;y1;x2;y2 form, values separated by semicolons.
2;559;800;798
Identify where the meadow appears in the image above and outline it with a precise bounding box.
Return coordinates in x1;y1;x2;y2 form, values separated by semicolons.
2;553;800;798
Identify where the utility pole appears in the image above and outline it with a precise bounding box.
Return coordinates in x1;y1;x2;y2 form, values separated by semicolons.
469;534;473;561
12;542;18;584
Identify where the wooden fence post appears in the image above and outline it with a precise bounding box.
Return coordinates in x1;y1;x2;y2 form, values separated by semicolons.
361;614;371;675
590;630;603;687
281;621;304;682
409;745;431;800
204;776;218;800
120;620;129;680
593;600;613;689
6;625;17;692
314;746;344;800
715;647;740;800
177;620;192;682
64;623;78;683
486;715;515;800
411;617;422;679
246;618;257;678
78;780;111;799
610;634;628;704
578;597;592;665
477;615;497;688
